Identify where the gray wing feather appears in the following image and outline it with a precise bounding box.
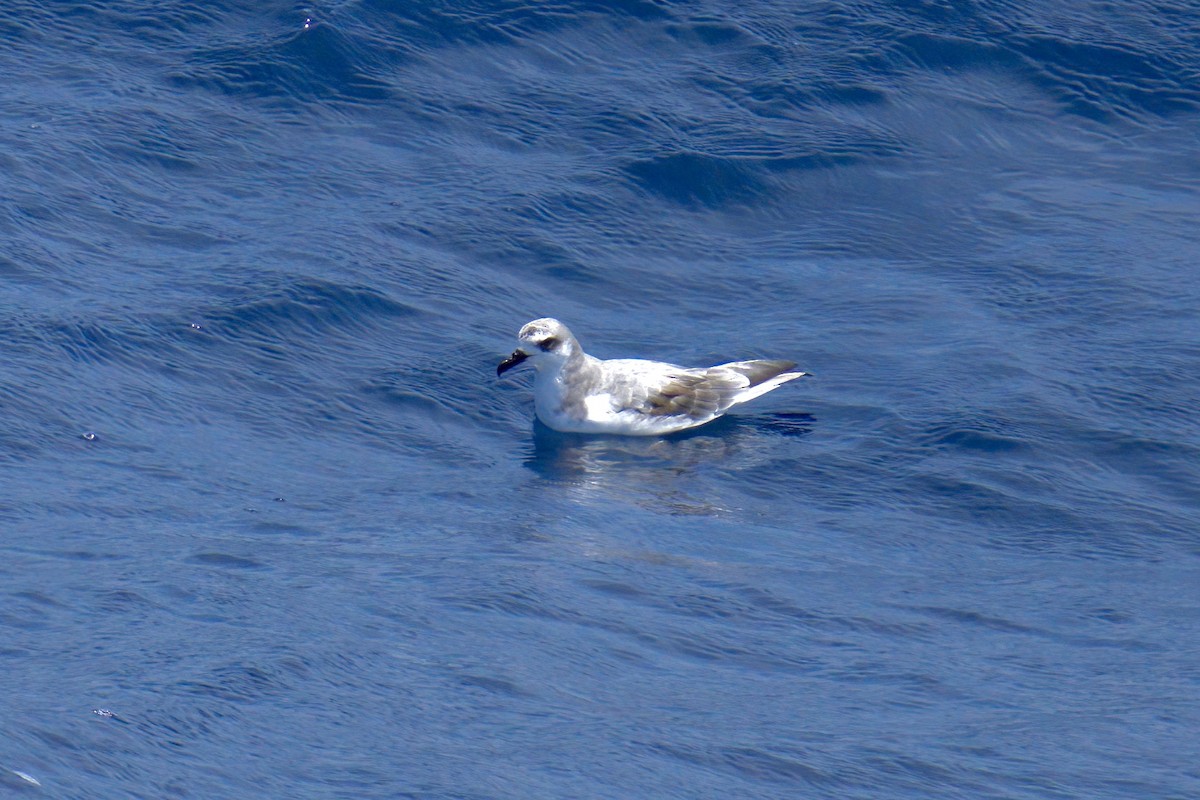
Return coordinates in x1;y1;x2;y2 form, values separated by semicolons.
642;373;737;418
717;359;797;386
639;359;795;420
605;358;800;423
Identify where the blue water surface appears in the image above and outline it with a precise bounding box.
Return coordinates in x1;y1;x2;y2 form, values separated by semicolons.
2;1;1199;798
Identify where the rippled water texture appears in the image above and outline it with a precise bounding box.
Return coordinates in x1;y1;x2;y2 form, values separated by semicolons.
2;1;1198;798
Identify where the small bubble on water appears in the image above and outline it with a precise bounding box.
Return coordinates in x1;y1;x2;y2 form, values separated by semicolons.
303;16;313;29
190;322;203;330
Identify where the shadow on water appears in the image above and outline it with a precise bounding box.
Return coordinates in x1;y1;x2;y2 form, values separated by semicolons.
521;413;816;508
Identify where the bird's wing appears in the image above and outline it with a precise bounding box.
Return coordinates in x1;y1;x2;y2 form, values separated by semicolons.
716;360;798;386
598;360;751;422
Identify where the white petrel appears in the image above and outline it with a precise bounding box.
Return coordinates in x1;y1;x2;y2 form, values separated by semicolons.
497;318;808;435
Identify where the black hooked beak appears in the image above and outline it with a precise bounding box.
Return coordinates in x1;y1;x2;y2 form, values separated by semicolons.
497;349;529;377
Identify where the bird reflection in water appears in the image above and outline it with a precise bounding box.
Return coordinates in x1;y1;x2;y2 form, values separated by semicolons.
522;412;815;516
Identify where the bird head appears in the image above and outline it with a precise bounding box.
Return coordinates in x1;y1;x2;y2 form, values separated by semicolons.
497;317;578;376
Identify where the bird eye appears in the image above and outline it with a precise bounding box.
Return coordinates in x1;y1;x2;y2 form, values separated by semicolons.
538;337;559;352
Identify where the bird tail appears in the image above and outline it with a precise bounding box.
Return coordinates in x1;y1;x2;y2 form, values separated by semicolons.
718;360;809;404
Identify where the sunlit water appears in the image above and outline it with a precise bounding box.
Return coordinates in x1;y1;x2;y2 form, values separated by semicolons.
2;1;1198;797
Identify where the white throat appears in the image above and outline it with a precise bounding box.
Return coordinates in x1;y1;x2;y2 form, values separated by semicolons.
532;356;571;420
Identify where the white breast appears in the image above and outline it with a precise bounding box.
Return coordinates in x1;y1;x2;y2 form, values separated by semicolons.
583;393;617;422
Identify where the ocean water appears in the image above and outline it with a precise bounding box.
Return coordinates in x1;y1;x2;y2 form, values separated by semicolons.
2;1;1199;797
